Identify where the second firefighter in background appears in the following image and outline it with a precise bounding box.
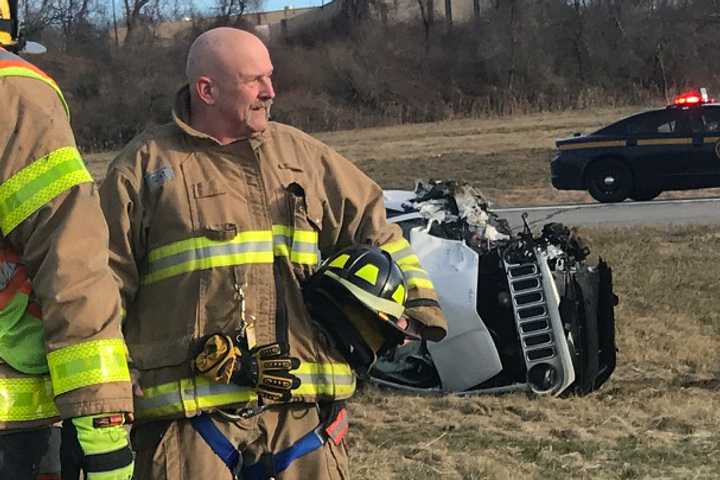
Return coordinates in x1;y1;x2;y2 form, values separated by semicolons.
99;27;447;479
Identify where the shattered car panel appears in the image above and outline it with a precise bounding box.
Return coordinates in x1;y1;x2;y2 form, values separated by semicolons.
373;181;617;396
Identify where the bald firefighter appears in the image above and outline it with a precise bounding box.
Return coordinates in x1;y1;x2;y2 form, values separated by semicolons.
100;27;447;479
0;2;133;479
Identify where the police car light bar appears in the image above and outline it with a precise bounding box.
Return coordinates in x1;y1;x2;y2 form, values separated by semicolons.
673;88;712;106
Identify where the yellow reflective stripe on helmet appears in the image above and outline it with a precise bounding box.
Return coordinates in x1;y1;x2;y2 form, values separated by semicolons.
292;362;356;399
0;146;92;234
272;225;319;265
355;264;379;285
0;64;69;117
392;284;406;304
47;339;131;396
143;231;274;285
0;375;59;422
328;253;350;269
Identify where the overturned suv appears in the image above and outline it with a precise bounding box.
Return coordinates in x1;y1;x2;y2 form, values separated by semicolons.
371;181;617;396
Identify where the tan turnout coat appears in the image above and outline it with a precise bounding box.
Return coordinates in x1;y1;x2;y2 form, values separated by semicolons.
0;48;132;430
100;87;447;421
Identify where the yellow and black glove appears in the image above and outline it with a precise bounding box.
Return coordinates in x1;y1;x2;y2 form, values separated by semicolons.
194;334;301;402
60;413;134;480
193;334;242;384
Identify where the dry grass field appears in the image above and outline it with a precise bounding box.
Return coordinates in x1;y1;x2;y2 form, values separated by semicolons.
348;226;720;479
86;109;720;479
87;106;720;205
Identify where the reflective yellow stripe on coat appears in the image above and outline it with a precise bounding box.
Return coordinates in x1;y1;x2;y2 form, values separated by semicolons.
135;362;355;419
381;238;436;290
272;225;319;265
0;146;93;234
47;338;131;395
0;375;59;422
143;226;320;284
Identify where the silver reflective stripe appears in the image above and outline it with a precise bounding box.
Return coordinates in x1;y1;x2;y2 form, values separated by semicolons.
135;389;181;412
290;241;318;254
273;234;320;254
146;241;273;274
403;269;431;281
194;380;247;397
136;378;256;419
296;372;355;386
388;246;414;261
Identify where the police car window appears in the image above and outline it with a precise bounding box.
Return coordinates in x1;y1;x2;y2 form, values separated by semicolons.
595;121;625;135
627;111;677;135
702;108;720;133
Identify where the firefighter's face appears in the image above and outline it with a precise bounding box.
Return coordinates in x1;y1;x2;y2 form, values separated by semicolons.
215;45;275;137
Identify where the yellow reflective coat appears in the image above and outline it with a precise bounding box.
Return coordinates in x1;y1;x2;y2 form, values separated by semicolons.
0;49;132;430
100;86;447;421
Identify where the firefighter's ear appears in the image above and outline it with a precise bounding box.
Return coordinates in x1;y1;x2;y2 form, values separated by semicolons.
194;76;217;106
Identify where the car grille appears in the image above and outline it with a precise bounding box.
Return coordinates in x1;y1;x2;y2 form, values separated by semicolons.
504;249;575;394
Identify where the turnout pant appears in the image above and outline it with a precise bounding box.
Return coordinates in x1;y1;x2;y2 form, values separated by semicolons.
0;426;61;479
132;403;349;480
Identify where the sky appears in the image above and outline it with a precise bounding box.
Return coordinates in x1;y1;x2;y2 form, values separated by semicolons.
261;0;325;11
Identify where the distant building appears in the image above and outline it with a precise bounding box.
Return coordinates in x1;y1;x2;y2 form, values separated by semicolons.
113;0;493;44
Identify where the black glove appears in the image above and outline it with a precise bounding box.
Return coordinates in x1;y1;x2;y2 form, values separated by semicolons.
234;342;302;402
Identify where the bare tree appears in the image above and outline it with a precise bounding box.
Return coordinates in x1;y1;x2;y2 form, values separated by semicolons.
416;0;434;53
123;0;151;42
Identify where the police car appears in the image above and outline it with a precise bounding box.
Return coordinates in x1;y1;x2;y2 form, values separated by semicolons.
551;89;720;202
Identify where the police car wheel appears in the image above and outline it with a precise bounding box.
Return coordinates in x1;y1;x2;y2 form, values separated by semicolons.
629;188;662;202
586;160;633;203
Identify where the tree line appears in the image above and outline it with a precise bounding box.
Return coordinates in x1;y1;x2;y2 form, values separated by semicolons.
22;0;720;150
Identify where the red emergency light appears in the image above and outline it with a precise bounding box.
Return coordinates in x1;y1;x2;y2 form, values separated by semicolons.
673;88;712;106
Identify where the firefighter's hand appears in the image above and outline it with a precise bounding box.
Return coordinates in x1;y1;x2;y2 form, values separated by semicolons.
235;343;301;402
397;315;423;345
60;414;134;480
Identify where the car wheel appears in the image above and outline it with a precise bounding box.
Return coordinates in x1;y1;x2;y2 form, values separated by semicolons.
585;160;633;203
629;188;662;202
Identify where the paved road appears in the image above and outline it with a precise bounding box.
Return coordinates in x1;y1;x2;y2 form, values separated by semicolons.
493;197;720;230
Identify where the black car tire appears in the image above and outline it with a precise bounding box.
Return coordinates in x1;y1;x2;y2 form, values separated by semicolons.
629;188;662;202
585;159;633;203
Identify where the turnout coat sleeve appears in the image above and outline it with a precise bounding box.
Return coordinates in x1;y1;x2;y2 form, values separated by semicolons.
97;138;146;312
293;131;448;341
0;75;132;418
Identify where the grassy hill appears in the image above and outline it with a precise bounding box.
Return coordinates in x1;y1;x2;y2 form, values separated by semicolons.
87;109;720;478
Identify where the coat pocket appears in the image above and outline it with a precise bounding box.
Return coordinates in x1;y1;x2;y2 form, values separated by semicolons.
284;182;323;281
190;179;249;232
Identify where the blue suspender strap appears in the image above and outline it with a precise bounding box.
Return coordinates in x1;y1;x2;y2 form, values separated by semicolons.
190;414;242;474
242;430;324;480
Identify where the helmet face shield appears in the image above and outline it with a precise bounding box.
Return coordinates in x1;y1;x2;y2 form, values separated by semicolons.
304;246;410;375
